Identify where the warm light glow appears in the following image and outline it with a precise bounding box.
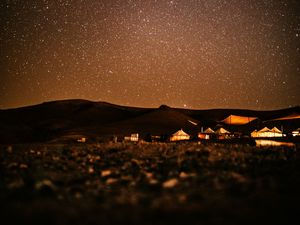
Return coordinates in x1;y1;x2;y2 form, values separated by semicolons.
270;113;300;121
198;133;210;140
222;115;257;125
198;128;215;140
251;127;283;137
255;140;295;147
215;128;231;135
292;128;300;137
77;137;87;143
124;133;139;142
170;129;190;141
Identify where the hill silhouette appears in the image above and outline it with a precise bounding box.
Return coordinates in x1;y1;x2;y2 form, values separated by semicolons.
69;106;200;138
0;99;299;143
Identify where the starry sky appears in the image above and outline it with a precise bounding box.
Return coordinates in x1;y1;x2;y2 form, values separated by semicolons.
1;0;299;110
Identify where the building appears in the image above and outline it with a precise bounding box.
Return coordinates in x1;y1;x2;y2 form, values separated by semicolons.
124;133;139;142
198;127;215;140
77;137;87;143
215;127;231;139
222;115;257;125
170;129;190;141
150;135;161;142
292;128;300;137
251;127;283;138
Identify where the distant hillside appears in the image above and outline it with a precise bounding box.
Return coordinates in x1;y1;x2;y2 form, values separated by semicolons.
69;106;200;138
0;99;299;143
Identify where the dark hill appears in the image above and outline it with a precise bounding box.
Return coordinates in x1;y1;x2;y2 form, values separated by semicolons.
67;107;200;138
0;99;299;143
0;100;151;143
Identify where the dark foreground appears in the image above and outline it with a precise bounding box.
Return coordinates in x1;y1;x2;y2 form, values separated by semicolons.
1;142;300;225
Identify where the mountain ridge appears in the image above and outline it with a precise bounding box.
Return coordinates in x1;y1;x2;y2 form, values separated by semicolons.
0;99;299;143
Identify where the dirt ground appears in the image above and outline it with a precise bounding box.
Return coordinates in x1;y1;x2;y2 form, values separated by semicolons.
1;142;300;225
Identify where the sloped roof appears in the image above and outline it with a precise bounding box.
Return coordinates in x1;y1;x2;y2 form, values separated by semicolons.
292;128;300;133
204;127;215;133
271;127;282;133
172;129;190;137
257;127;282;133
222;115;257;125
215;127;230;134
258;127;271;133
270;113;300;121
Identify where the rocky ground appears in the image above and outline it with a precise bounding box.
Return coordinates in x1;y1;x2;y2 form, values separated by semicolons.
1;142;300;225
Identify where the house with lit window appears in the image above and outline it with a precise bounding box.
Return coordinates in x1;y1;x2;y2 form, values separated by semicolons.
124;133;139;142
170;129;190;141
198;127;215;140
215;127;231;139
292;128;300;137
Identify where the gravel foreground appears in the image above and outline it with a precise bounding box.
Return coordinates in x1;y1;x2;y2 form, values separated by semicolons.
1;142;300;225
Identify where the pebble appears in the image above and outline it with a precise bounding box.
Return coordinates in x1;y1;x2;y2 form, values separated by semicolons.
74;192;83;199
179;171;196;179
7;162;18;169
179;172;189;179
162;178;178;188
106;178;118;185
19;164;28;169
6;145;13;153
7;178;25;189
178;194;187;203
35;179;55;190
230;172;248;183
144;172;153;179
101;170;112;177
149;179;158;185
88;167;95;174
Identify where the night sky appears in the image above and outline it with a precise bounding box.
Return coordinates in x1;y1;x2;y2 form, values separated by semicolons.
1;0;299;110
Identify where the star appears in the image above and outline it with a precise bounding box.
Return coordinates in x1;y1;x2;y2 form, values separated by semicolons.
0;0;299;110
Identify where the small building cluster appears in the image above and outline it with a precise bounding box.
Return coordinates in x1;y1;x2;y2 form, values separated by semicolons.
124;133;139;142
251;127;283;138
167;127;232;142
73;113;300;144
106;125;300;143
